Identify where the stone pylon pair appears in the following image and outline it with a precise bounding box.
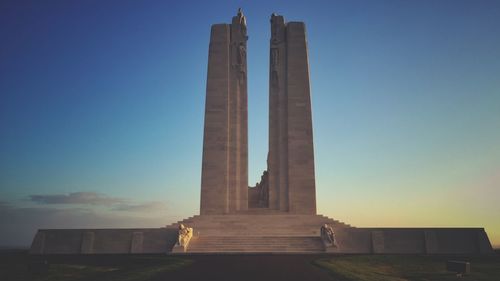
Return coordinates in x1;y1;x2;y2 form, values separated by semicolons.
200;10;316;215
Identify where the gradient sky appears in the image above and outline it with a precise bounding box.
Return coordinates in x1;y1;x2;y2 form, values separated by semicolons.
1;0;499;247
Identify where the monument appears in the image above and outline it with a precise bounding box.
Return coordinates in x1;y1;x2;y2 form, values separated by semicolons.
200;11;316;215
200;8;249;214
29;10;494;255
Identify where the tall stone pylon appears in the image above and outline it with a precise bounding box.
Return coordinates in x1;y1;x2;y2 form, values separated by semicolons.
200;9;248;215
267;14;317;214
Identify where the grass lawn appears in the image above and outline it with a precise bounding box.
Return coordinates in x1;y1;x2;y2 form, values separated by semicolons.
314;252;500;281
0;251;193;281
2;250;499;281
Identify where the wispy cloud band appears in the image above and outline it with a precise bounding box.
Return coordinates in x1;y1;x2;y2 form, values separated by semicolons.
29;192;124;205
27;192;167;213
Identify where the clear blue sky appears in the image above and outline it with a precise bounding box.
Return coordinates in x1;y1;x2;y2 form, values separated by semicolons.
1;0;499;247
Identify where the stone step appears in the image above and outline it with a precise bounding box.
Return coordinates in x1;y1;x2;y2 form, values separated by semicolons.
186;236;325;253
188;249;323;252
169;214;353;228
165;214;353;250
190;241;321;245
190;244;322;248
168;225;350;233
194;214;334;218
172;218;350;225
192;238;320;242
192;233;320;235
177;222;349;227
173;225;324;229
189;228;323;231
175;223;343;227
174;223;346;228
188;236;322;241
176;215;338;219
177;218;346;222
172;221;333;225
188;236;324;243
193;242;320;245
234;209;289;215
191;243;321;246
184;249;322;253
190;244;321;247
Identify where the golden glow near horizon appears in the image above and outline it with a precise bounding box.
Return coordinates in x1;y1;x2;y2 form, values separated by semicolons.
317;169;500;246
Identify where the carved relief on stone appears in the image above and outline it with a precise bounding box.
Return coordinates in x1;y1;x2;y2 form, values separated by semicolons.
258;170;269;207
237;8;247;39
271;48;279;70
320;224;337;248
177;224;193;248
238;43;246;67
270;13;283;44
269;15;282;93
236;43;246;83
271;70;279;92
247;169;269;208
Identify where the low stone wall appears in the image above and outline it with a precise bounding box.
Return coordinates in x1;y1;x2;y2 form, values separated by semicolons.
29;226;493;255
331;227;493;254
29;228;178;255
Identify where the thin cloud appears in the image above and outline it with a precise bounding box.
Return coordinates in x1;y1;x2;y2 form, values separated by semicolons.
29;192;125;205
0;201;177;248
112;201;167;212
27;192;168;213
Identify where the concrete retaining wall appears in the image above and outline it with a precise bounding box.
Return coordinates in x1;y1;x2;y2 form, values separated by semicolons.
333;227;494;254
29;227;493;255
29;228;178;255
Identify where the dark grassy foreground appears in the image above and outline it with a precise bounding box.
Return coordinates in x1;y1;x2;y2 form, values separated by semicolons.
314;251;500;281
1;250;499;281
0;250;192;281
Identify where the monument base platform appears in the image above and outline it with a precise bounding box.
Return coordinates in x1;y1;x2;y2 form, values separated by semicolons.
167;214;351;253
168;214;493;254
29;214;494;255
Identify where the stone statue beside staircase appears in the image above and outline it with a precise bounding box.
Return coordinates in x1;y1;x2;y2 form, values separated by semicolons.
172;224;193;253
321;224;337;248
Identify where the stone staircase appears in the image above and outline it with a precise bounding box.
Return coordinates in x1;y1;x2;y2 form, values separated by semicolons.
166;213;353;253
187;236;324;253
